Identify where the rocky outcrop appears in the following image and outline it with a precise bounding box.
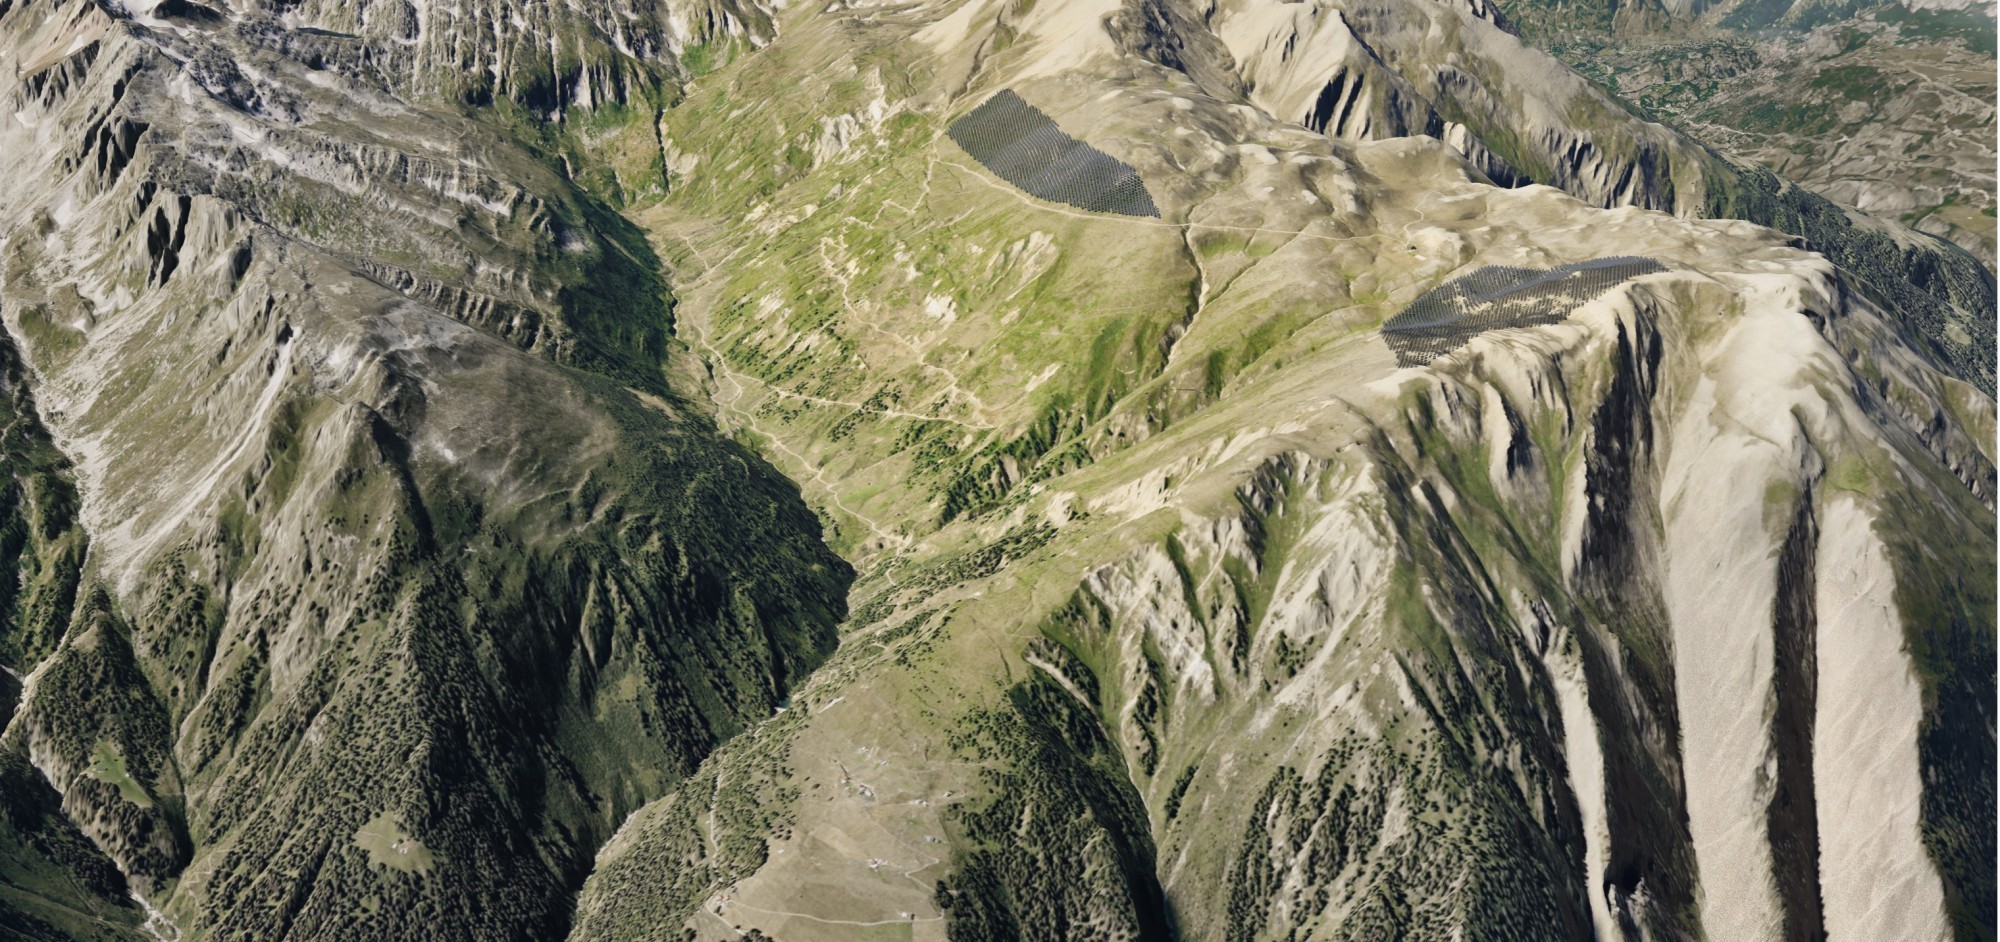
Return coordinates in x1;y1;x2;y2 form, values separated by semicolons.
157;0;778;115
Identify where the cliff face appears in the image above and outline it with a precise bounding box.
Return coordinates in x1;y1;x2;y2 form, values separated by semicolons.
0;0;848;938
0;0;1989;939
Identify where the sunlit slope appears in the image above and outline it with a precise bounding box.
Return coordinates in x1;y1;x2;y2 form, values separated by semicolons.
569;1;1994;940
0;0;1986;938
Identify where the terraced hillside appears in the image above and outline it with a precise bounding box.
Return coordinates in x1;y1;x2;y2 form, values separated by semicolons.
0;0;1989;939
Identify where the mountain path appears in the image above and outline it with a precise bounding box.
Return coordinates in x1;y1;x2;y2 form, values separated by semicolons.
688;327;909;555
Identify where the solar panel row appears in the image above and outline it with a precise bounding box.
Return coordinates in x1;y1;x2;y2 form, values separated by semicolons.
947;91;1161;218
1381;257;1666;366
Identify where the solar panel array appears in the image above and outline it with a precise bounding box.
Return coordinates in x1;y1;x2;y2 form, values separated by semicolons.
1380;256;1666;367
947;91;1160;218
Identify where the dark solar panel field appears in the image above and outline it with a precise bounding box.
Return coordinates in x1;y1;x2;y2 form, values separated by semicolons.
1381;257;1666;366
947;91;1160;217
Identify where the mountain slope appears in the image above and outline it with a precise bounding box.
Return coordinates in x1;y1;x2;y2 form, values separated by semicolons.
560;1;1994;940
0;0;1989;940
0;0;851;938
